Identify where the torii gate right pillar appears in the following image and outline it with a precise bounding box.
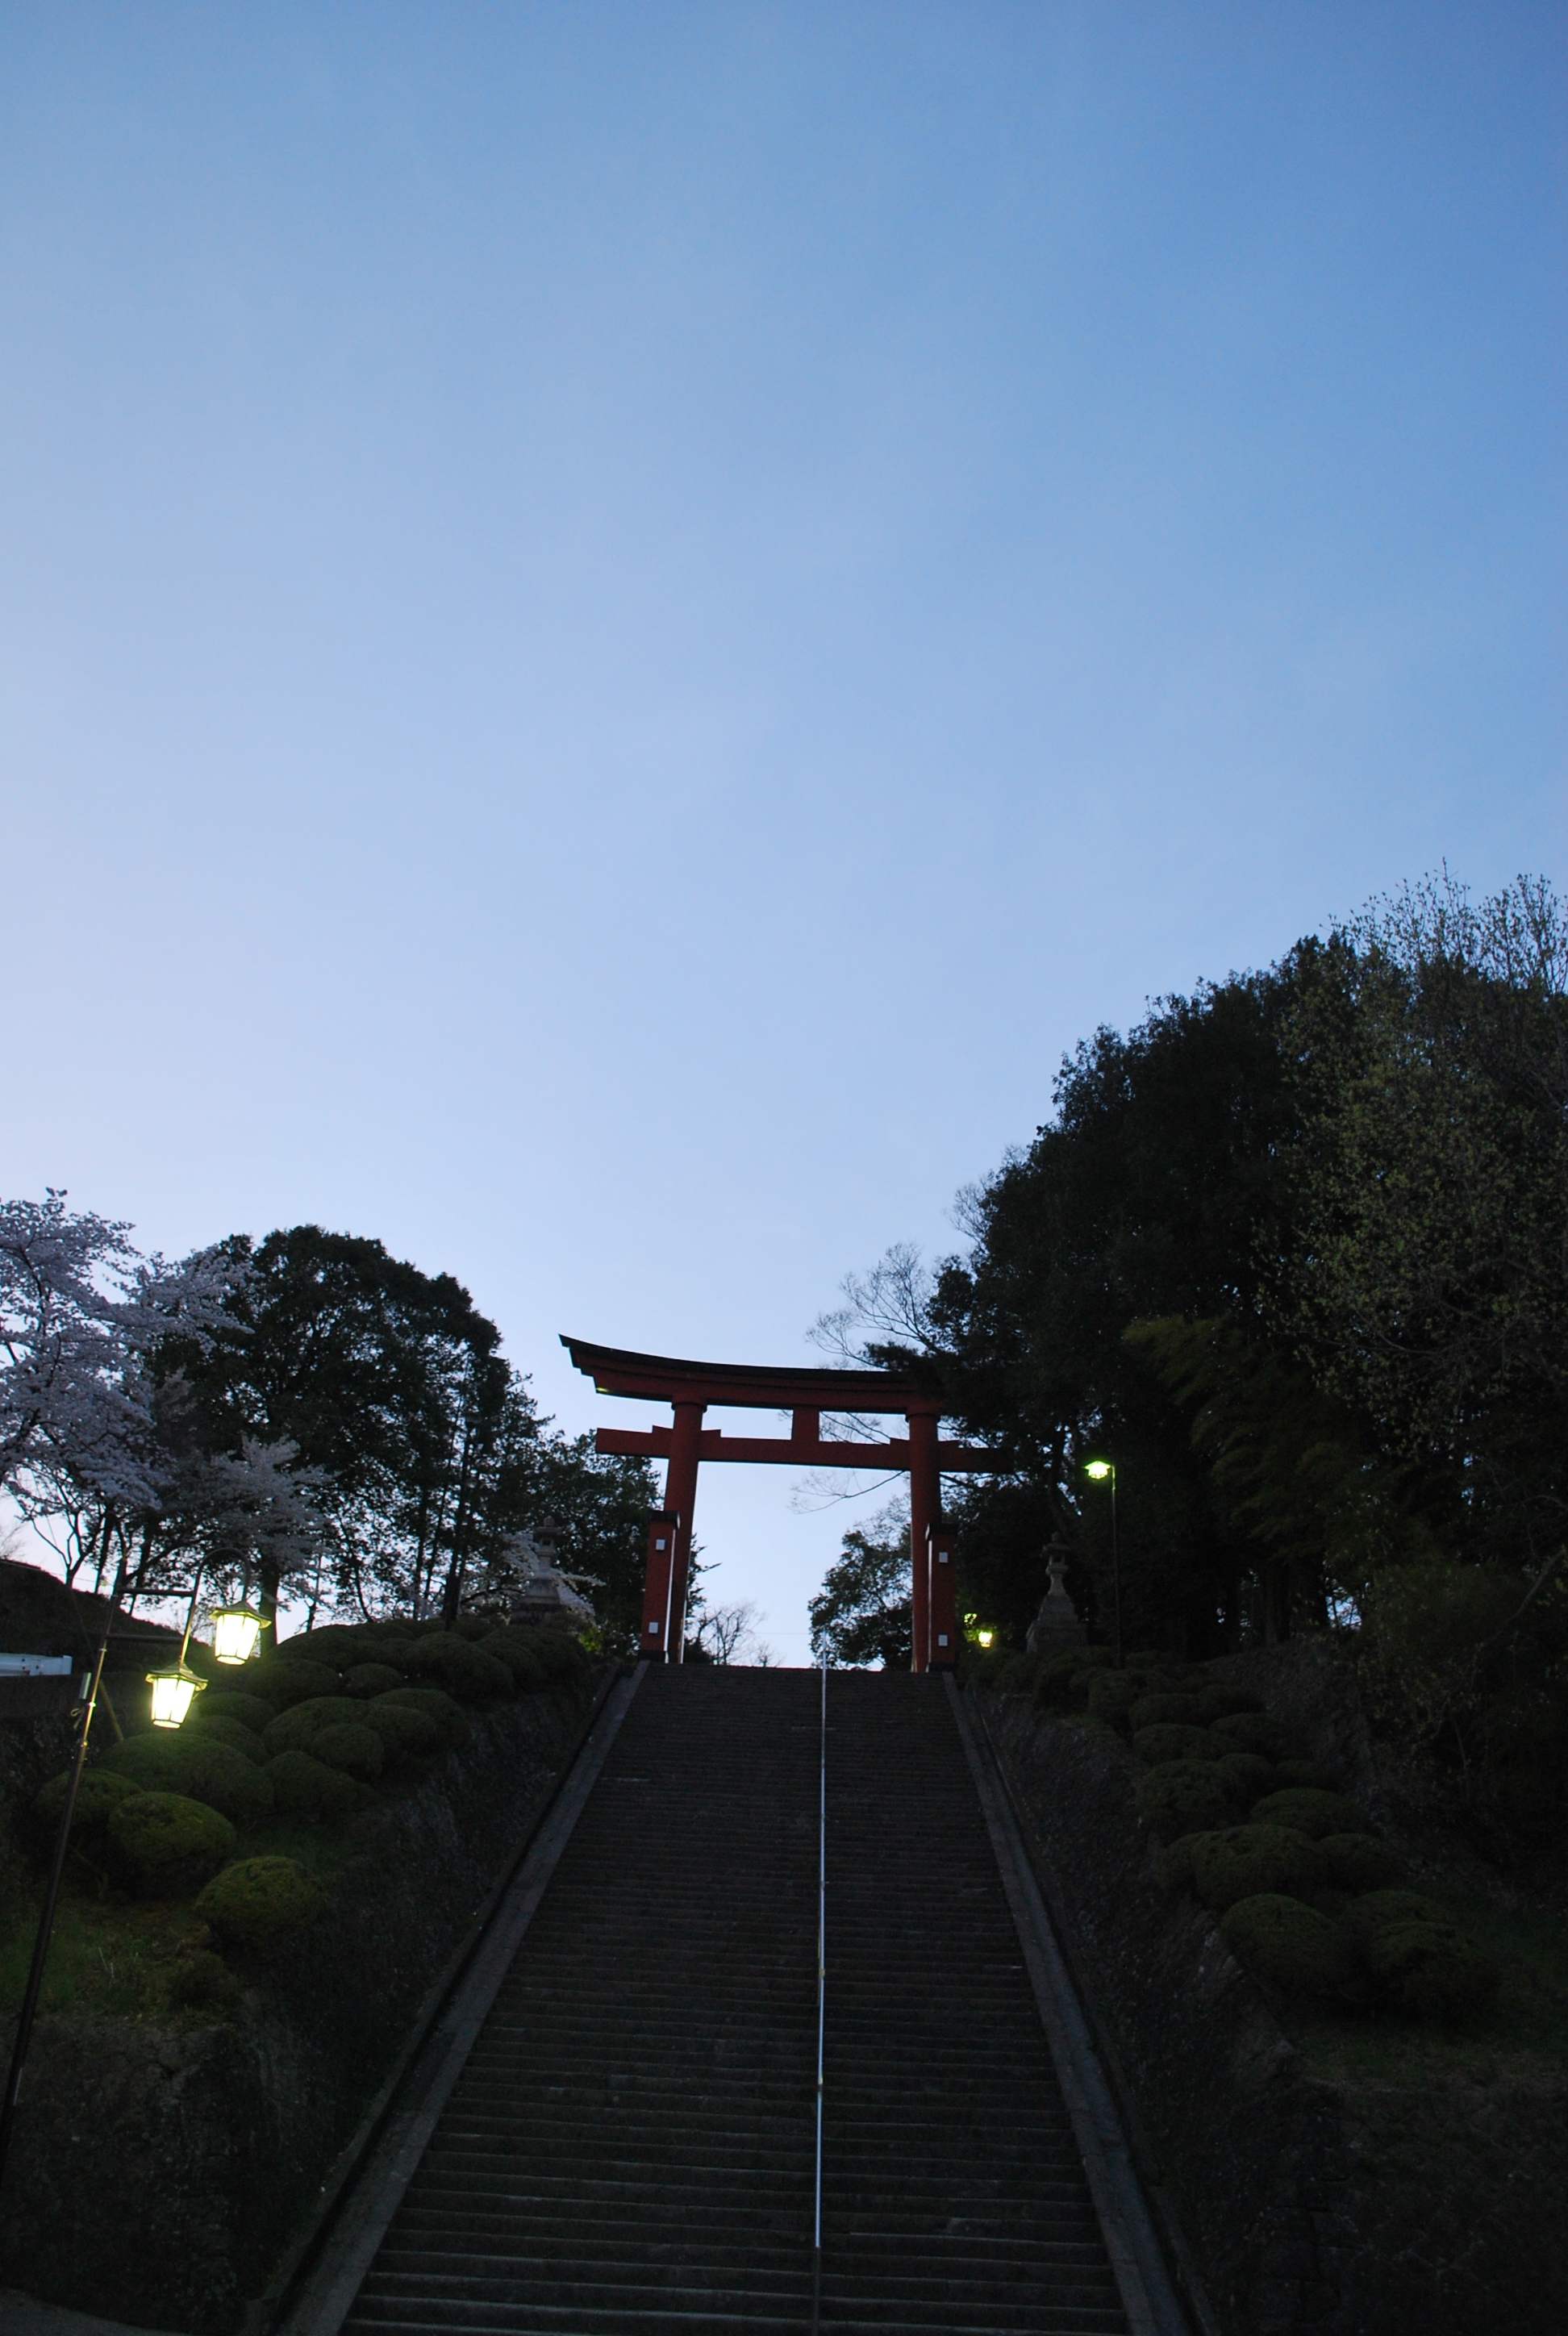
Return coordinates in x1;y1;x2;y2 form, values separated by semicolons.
907;1408;941;1673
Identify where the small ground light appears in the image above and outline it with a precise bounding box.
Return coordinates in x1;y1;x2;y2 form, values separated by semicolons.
977;1630;994;1648
211;1604;267;1665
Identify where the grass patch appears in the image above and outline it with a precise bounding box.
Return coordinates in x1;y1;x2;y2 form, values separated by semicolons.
1282;1887;1568;2085
0;1808;369;2025
0;1867;208;2024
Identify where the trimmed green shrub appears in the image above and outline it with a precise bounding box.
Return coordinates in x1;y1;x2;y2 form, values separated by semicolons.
104;1731;273;1827
1128;1693;1211;1730
1345;1891;1501;2020
513;1626;588;1680
264;1750;360;1820
197;1855;329;1951
478;1635;544;1692
33;1767;142;1842
263;1696;369;1755
448;1614;494;1642
376;1686;468;1749
344;1662;405;1699
1211;1712;1300;1762
1190;1825;1328;1913
1135;1759;1241;1843
1251;1787;1373;1841
1198;1683;1266;1718
1220;1893;1356;1998
1029;1653;1090;1710
1273;1760;1344;1793
312;1721;384;1781
1133;1723;1219;1767
1215;1751;1277;1804
194;1716;269;1766
250;1658;341;1709
1316;1832;1405;1895
107;1792;236;1892
1084;1674;1163;1732
358;1700;443;1758
401;1635;512;1704
994;1652;1041;1695
169;1949;240;2009
197;1692;278;1734
1157;1833;1214;1893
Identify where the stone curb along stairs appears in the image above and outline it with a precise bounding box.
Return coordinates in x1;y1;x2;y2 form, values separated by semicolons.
273;1665;1195;2336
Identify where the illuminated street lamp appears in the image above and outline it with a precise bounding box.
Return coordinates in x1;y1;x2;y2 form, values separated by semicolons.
211;1604;267;1666
147;1664;205;1729
1084;1458;1122;1667
146;1563;211;1729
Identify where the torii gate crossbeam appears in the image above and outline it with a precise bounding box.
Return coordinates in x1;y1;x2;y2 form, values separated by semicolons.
561;1336;994;1671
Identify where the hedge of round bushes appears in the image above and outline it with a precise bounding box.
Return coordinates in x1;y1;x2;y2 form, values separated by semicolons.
976;1641;1500;2025
28;1616;593;1978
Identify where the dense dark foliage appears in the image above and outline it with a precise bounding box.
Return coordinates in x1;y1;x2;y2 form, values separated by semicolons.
158;1224;657;1642
820;874;1568;1821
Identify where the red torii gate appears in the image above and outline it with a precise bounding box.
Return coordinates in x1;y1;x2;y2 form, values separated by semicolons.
561;1336;994;1671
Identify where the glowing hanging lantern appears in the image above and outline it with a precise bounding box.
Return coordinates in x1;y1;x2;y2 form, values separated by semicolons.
211;1605;267;1666
147;1664;206;1729
977;1630;994;1649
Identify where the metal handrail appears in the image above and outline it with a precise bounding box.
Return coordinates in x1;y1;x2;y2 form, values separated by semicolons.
812;1648;827;2335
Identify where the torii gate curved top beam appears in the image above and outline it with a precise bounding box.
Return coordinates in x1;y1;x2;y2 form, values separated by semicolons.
561;1335;995;1671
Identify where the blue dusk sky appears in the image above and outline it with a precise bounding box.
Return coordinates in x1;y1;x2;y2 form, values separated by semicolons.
3;2;1562;1658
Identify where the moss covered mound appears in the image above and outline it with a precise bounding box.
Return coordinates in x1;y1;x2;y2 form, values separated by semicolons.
196;1691;277;1734
1199;1683;1266;1719
1128;1692;1211;1731
1214;1750;1277;1804
1210;1711;1299;1762
194;1715;269;1766
263;1696;369;1756
1317;1832;1406;1895
376;1686;469;1749
511;1627;588;1681
1346;1891;1502;2020
107;1792;236;1892
1251;1787;1373;1840
344;1662;405;1699
358;1700;443;1758
104;1731;273;1828
1220;1892;1356;1998
1133;1722;1219;1767
263;1749;360;1820
312;1721;384;1780
197;1855;329;1951
400;1634;513;1704
478;1635;544;1691
33;1767;142;1842
1190;1824;1327;1913
169;1949;240;2009
1134;1758;1240;1843
248;1658;341;1708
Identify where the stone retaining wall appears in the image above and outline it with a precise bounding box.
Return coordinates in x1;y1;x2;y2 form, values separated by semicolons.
979;1682;1568;2336
0;1675;601;2334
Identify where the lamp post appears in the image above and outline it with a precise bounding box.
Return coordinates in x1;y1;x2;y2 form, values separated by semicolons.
1084;1458;1121;1666
146;1566;210;1729
0;1538;127;2205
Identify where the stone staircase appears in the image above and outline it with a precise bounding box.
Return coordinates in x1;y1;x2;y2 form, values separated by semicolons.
340;1664;1132;2334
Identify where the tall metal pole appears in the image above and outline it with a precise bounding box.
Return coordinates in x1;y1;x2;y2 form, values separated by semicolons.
0;1540;127;2205
812;1645;827;2336
1110;1467;1123;1669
